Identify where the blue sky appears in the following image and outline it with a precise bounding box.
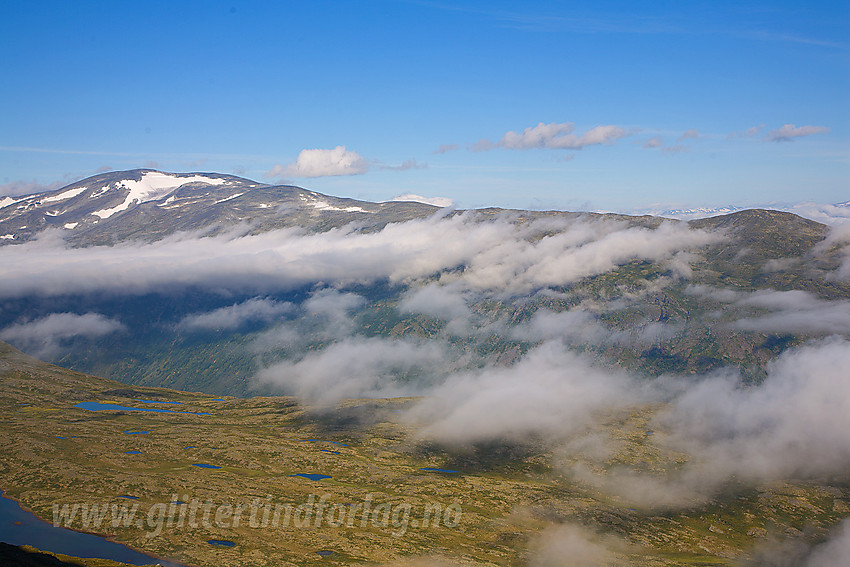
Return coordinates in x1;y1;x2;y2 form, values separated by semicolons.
1;0;847;211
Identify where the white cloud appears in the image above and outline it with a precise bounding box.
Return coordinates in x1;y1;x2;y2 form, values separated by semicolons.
765;124;830;142
731;290;850;336
529;523;623;567
0;215;722;300
727;125;765;139
400;283;473;329
255;336;450;404
267;146;369;179
805;519;850;567
475;122;628;151
177;298;293;332
407;342;655;444
0;312;125;359
379;159;427;171
642;136;663;149
433;144;458;154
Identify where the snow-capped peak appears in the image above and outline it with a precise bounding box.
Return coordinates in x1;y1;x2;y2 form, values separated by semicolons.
91;172;227;219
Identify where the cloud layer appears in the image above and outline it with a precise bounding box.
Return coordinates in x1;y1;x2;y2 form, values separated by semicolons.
0;215;721;299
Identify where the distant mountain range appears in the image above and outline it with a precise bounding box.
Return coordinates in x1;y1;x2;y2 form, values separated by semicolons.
2;169;848;248
633;201;850;224
1;169;849;398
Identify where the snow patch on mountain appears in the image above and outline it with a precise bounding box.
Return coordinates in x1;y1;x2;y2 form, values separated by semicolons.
0;196;25;210
310;199;368;213
91;172;227;219
388;194;453;208
40;186;87;204
214;192;244;204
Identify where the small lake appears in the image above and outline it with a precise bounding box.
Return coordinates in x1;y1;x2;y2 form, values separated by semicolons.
191;463;221;469
208;539;235;547
419;468;459;473
123;430;150;435
74;401;210;415
303;439;348;447
0;490;184;566
289;473;332;481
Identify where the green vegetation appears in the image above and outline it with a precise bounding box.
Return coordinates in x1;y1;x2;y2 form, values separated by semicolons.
1;342;848;566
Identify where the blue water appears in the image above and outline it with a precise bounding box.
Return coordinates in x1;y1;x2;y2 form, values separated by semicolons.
183;446;196;449
303;439;349;446
191;463;221;469
117;495;139;500
0;490;184;566
320;449;340;455
210;399;225;401
208;539;235;547
419;468;459;473
123;430;149;435
133;399;183;405
317;549;334;556
124;450;142;455
75;401;209;415
289;473;332;481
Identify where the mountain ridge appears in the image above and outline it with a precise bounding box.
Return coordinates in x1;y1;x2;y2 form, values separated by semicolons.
1;169;840;247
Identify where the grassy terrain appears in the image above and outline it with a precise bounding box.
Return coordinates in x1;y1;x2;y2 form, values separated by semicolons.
2;341;849;566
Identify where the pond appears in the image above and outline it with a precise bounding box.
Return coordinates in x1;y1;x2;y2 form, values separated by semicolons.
303;439;348;447
0;490;185;566
289;473;332;481
74;401;209;415
207;539;236;547
419;468;459;473
191;464;222;469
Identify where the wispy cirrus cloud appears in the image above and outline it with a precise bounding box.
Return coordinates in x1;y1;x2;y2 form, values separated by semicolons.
433;143;459;155
642;136;663;149
472;122;629;152
379;159;428;171
765;124;830;142
677;128;700;142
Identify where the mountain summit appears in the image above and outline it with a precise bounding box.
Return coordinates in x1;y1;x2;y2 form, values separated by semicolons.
0;169;438;246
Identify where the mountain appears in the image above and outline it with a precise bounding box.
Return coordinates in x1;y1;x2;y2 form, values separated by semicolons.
4;172;850;565
634;200;850;224
0;170;849;398
0;169;438;246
